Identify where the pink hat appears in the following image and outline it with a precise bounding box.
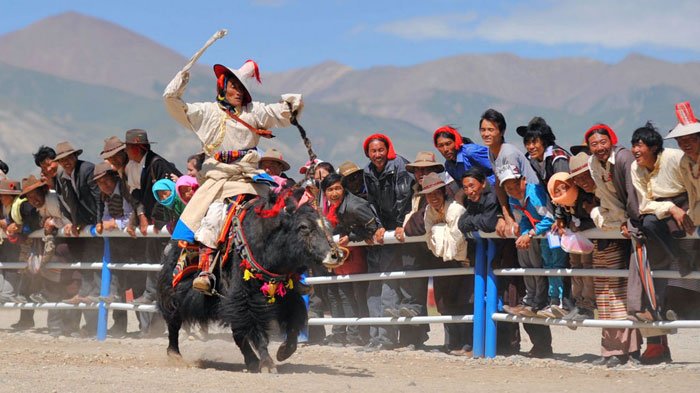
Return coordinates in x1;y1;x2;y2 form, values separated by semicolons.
299;158;324;174
175;175;199;203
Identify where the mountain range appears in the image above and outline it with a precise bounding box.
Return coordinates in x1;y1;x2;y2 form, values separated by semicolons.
1;12;698;177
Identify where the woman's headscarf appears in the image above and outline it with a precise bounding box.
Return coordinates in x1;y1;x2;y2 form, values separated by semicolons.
547;172;579;207
362;133;397;160
175;175;199;204
433;125;463;150
153;179;177;208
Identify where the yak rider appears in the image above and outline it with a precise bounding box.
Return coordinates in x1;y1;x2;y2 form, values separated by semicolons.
163;57;304;295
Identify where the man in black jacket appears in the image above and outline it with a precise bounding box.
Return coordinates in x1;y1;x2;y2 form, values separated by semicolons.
362;133;425;351
124;130;181;320
53;141;102;335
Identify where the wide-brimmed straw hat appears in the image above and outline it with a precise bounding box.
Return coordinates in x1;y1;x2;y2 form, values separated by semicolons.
260;148;290;172
53;141;83;161
419;172;447;194
0;178;22;195
568;152;591;178
125;129;155;145
338;161;362;177
19;175;47;196
406;151;444;173
666;101;700;139
100;136;126;159
93;161;116;181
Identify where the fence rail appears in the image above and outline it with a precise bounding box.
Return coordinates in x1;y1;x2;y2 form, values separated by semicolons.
1;226;698;360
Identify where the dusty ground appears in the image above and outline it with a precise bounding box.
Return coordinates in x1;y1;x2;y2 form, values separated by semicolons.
0;310;698;393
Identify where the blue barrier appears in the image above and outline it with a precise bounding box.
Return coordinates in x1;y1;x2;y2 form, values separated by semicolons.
484;238;498;358
472;234;486;358
97;238;111;341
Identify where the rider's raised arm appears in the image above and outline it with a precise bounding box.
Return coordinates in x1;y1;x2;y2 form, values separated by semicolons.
163;70;208;133
250;94;304;130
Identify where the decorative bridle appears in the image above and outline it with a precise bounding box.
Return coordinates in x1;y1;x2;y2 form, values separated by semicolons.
289;110;348;268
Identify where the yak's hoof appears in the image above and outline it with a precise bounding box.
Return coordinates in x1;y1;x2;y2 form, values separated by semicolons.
276;341;297;362
259;357;277;374
167;347;183;359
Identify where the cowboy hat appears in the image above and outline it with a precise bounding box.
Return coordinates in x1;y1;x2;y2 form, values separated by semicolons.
19;175;47;197
666;101;700;139
568;152;591;178
100;136;126;159
260;148;290;172
419;172;447;194
338;161;362;177
53;141;83;161
124;129;155;145
0;178;22;195
406;151;444;173
93;161;116;181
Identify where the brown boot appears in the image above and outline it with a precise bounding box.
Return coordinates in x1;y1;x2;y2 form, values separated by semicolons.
193;246;215;295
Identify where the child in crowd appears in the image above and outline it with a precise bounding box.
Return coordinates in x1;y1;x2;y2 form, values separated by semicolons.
500;166;566;319
152;179;185;233
175;175;199;205
547;170;597;320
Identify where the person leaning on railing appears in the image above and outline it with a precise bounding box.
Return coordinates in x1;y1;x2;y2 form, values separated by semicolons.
362;133;427;352
420;172;473;357
458;167;521;355
479;108;553;358
320;172;379;347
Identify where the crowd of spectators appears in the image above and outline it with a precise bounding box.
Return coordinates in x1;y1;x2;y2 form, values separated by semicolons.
0;101;698;368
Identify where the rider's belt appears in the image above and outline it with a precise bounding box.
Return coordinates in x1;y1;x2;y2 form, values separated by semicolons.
213;149;252;164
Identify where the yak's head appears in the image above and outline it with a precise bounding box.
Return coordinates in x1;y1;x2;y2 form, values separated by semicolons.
244;187;342;275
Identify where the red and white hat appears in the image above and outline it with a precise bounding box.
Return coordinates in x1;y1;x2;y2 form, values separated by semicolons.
666;101;700;139
213;60;262;105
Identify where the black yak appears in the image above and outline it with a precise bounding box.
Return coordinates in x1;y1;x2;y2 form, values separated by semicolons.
157;189;340;372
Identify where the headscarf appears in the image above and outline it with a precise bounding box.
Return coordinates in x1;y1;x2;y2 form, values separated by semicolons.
153;179;177;208
362;133;397;160
433;125;463;150
547;172;579;207
175;175;199;204
584;124;618;146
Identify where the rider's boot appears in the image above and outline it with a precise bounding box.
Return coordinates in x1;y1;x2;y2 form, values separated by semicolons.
193;246;216;295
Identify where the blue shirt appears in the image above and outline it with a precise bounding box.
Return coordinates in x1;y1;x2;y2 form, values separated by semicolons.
508;183;554;236
444;143;496;185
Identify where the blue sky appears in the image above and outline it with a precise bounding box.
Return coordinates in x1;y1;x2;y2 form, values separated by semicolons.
2;0;699;72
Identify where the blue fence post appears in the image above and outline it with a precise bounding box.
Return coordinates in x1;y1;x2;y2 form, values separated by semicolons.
484;238;498;358
472;232;486;358
298;273;309;343
97;236;111;341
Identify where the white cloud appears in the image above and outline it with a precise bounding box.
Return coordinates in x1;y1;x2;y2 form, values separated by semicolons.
378;13;477;40
377;0;700;51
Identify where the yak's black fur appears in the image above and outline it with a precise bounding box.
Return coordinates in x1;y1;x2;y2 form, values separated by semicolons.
157;188;333;372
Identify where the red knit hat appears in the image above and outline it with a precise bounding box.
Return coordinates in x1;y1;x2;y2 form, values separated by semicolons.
363;133;397;160
584;124;618;146
433;125;463;150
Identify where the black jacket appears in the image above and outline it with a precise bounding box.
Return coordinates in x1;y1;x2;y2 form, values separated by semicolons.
56;160;102;227
458;183;499;234
363;156;414;230
131;150;181;220
335;191;381;242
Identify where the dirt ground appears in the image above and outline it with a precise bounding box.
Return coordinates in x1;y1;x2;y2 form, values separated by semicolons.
0;309;698;393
